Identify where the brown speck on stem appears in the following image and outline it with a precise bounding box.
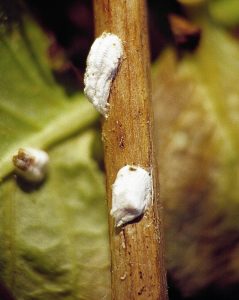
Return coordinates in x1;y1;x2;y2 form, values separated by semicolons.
120;273;127;281
93;0;168;299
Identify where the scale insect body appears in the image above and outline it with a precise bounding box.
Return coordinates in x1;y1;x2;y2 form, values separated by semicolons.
12;148;49;183
111;165;152;227
84;32;123;116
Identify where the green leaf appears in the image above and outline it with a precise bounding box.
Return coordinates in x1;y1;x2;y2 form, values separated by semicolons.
209;0;239;27
0;8;98;180
0;130;110;300
0;4;110;299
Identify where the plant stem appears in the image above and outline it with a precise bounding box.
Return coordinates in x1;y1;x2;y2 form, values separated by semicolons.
93;0;168;299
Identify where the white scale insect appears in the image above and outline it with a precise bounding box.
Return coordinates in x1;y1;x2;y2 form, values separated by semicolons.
111;165;152;227
12;148;49;183
84;32;123;117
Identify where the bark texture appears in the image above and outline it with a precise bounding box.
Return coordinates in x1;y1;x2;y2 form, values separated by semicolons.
93;1;168;299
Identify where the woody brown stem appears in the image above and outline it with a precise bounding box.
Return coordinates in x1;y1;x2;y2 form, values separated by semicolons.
93;0;168;299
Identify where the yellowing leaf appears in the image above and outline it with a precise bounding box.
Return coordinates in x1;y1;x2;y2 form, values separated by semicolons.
153;23;239;296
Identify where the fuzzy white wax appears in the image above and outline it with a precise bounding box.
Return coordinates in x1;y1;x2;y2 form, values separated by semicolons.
111;165;152;227
84;32;123;117
13;148;49;182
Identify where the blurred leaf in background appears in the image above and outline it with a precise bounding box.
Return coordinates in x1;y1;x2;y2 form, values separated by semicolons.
209;0;239;27
153;1;239;298
0;0;98;179
0;1;110;299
